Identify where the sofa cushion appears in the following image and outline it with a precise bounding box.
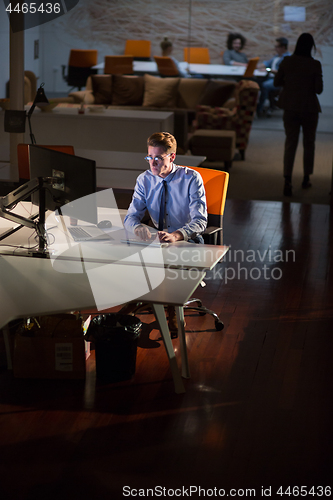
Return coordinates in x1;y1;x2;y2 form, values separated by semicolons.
111;75;144;106
91;75;113;104
177;78;208;109
198;80;236;107
142;74;180;108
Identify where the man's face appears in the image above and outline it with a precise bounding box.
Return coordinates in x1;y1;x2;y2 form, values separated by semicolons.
147;146;175;178
275;43;285;56
232;38;242;52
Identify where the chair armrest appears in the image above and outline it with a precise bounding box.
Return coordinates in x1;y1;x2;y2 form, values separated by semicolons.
203;226;222;235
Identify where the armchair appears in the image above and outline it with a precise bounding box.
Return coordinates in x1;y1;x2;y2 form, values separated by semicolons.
194;79;259;160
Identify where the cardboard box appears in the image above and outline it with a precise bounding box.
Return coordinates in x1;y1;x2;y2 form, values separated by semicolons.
13;314;86;379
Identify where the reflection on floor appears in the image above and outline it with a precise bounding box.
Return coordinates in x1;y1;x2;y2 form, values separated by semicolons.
0;198;332;499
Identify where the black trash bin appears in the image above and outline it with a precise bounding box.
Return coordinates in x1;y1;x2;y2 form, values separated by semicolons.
86;314;142;382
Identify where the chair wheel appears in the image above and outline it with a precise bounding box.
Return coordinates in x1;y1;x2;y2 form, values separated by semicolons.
215;320;224;331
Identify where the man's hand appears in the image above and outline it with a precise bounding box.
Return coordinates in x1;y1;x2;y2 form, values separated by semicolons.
134;225;152;241
158;230;184;243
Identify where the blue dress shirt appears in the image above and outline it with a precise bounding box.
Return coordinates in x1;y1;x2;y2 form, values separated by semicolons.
124;164;207;241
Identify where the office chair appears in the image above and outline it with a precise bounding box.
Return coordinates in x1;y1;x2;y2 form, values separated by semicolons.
180;166;229;331
124;40;151;61
154;56;180;77
184;47;210;64
17;144;75;180
243;57;259;77
104;55;134;75
62;49;98;91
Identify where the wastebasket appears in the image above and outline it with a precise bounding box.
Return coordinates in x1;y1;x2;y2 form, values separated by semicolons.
86;313;142;382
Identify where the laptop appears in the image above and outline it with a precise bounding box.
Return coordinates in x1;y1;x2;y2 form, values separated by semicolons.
67;225;113;242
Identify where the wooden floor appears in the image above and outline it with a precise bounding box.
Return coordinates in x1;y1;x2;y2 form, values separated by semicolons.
0;199;332;500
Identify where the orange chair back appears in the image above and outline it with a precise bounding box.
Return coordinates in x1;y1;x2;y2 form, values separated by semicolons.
154;56;179;76
183;47;210;64
68;49;98;68
243;57;259;77
124;40;151;58
17;144;75;180
182;166;229;216
104;55;134;75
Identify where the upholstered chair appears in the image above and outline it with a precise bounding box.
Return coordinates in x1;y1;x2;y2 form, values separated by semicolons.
194;79;259;160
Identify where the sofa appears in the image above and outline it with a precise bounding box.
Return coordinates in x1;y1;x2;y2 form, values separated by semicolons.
54;73;238;153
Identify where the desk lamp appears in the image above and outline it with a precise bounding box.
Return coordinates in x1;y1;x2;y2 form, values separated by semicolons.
27;83;49;144
4;83;49;143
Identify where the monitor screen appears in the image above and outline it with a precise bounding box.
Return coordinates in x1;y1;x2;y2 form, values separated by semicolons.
29;145;97;224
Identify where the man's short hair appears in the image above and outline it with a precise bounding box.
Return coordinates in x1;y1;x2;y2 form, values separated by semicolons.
147;132;177;153
276;37;288;49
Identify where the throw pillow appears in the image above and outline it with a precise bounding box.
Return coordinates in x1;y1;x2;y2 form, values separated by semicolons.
91;75;112;104
177;78;208;109
198;80;236;107
142;74;180;108
111;75;144;106
68;90;95;105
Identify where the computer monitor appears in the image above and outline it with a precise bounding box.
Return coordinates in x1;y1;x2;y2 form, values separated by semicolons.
29;145;97;224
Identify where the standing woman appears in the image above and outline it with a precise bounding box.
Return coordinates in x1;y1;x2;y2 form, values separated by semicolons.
274;33;323;196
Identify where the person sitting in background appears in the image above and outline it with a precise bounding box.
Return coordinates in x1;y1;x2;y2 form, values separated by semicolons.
160;37;188;77
256;37;290;117
223;33;248;67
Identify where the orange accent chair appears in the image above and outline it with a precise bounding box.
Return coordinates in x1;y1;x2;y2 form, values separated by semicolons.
62;49;98;90
183;47;210;64
124;40;151;60
188;166;229;246
181;166;229;331
243;57;260;77
154;56;180;77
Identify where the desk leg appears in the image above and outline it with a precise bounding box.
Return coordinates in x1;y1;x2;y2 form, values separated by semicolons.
175;306;190;379
152;304;185;394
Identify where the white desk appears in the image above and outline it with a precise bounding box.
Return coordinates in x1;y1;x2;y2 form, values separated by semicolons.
178;62;267;78
93;60;158;74
0;252;205;393
93;60;267;78
0;203;228;393
24;108;174;153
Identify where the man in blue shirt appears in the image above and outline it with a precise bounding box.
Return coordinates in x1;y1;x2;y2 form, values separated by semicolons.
124;132;207;244
124;132;207;334
257;37;290;117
